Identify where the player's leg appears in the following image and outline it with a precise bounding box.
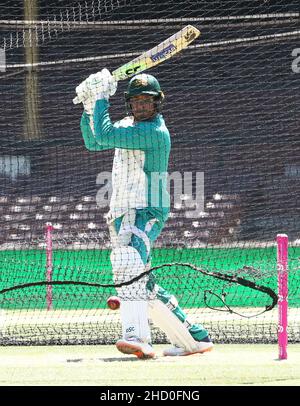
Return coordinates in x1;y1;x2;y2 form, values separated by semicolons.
132;209;213;355
110;245;154;359
109;210;154;359
148;285;213;356
110;208;213;357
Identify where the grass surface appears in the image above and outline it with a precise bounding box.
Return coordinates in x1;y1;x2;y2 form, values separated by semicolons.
1;344;300;386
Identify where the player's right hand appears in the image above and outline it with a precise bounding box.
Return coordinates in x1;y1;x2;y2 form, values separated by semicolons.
95;68;118;100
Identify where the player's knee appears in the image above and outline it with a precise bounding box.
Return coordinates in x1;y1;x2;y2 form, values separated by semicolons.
156;287;178;310
110;246;144;275
110;246;148;299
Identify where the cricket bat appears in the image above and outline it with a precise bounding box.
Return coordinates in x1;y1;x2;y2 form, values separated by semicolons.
73;25;200;104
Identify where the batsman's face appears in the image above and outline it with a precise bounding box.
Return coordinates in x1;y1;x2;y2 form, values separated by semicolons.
129;94;157;121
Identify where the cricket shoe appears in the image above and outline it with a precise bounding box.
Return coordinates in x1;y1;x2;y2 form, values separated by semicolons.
163;337;213;356
116;337;156;359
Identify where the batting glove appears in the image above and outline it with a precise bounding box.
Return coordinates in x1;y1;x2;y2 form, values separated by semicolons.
96;68;118;100
73;69;117;105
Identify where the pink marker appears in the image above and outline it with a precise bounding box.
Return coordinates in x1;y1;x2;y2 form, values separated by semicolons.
277;234;288;360
45;223;54;311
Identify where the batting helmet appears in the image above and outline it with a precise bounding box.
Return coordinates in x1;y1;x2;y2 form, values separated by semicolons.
125;74;164;101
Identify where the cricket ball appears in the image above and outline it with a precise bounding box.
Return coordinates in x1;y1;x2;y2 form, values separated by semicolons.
107;296;121;310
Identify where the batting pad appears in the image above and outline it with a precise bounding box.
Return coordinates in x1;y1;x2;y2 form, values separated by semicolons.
110;246;148;300
148;299;199;352
120;300;151;343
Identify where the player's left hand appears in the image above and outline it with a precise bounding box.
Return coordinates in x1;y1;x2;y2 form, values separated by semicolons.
73;71;102;104
73;69;117;105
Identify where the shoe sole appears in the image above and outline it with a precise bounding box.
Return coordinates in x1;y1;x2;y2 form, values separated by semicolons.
163;345;213;357
187;345;214;356
116;341;155;360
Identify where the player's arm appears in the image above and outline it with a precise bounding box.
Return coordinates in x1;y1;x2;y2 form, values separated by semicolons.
93;99;161;150
80;111;111;151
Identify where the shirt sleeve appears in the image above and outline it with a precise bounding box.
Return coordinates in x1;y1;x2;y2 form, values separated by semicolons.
80;111;110;151
93;99;162;150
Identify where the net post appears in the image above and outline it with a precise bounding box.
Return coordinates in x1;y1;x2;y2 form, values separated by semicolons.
45;223;54;311
277;233;288;360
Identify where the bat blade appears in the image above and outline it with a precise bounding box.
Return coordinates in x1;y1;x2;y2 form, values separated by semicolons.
73;25;200;104
112;24;200;81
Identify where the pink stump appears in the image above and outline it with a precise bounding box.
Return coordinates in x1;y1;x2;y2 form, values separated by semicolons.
45;223;54;310
277;234;288;360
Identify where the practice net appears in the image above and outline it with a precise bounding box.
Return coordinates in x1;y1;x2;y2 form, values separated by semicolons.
0;0;300;345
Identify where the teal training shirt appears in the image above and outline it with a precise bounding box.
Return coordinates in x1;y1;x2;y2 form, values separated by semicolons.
80;99;171;222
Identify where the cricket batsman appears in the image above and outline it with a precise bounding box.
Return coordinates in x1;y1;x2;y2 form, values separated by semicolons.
75;68;213;358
